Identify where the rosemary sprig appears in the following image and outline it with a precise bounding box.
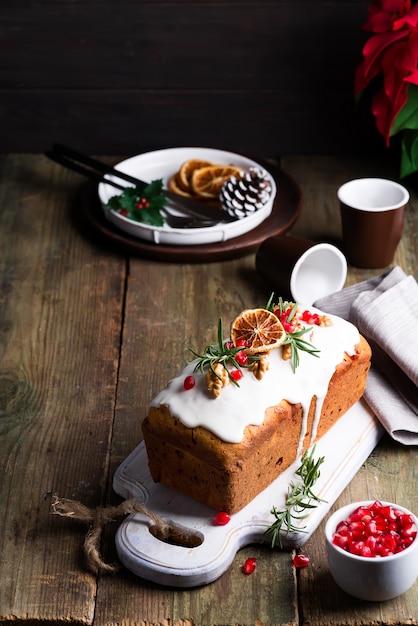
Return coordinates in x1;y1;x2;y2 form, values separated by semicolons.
283;328;321;372
264;445;326;548
189;318;258;386
267;295;320;372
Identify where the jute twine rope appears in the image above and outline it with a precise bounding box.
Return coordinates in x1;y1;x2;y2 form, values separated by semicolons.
51;494;171;575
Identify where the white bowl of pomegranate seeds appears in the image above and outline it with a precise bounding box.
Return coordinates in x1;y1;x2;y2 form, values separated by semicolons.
325;500;418;601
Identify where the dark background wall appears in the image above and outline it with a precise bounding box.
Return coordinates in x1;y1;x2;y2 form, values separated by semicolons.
0;0;381;156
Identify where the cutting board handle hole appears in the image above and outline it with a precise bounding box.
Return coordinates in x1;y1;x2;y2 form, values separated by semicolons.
149;521;204;548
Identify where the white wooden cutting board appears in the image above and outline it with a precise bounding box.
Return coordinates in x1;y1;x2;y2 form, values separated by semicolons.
113;400;384;587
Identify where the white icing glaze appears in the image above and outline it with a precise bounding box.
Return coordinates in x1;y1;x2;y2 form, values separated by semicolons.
150;309;360;447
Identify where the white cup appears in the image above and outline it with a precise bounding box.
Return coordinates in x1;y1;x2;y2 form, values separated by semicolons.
256;235;347;306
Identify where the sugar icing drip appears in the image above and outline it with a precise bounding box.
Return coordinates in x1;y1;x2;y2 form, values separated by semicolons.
150;310;360;448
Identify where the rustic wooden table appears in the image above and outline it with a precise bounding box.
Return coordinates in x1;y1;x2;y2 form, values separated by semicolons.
0;153;417;625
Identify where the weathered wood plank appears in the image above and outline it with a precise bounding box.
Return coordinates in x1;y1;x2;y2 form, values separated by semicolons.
0;155;126;622
299;437;418;625
96;255;298;625
282;154;418;624
0;89;373;156
1;152;416;624
0;1;374;154
1;4;366;91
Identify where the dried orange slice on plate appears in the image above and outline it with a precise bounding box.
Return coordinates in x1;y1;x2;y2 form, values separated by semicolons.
191;165;243;198
230;308;286;354
168;173;198;198
178;159;213;191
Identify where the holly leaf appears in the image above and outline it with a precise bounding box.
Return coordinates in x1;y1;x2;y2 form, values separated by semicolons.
106;179;166;227
108;187;137;211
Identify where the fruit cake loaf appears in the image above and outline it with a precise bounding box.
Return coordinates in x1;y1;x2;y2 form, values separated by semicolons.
142;302;371;513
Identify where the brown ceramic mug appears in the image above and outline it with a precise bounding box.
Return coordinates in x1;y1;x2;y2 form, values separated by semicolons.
337;178;409;269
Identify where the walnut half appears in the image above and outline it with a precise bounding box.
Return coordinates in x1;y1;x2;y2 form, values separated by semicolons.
206;362;229;398
249;353;270;380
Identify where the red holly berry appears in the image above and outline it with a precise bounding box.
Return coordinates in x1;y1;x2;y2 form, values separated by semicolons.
136;197;150;210
119;209;129;217
235;338;247;348
242;557;257;575
293;554;310;568
183;375;195;391
214;511;230;526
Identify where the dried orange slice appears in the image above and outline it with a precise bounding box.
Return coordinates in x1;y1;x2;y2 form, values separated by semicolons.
168;173;198;198
191;165;243;198
230;308;286;354
178;159;213;191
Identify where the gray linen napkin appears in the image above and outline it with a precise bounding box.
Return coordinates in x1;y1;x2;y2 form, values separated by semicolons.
314;266;418;446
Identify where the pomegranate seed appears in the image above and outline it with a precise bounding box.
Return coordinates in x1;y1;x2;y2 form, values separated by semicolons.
375;517;387;532
365;535;378;552
214;512;230;526
382;534;397;553
332;502;417;557
275;307;296;333
365;520;378;536
230;369;243;381
235;351;248;366
350;541;366;556
301;310;320;325
381;505;397;521
183;375;195;391
293;554;310;568
242;557;257;575
377;545;390;557
333;533;349;549
402;523;417;537
400;514;415;528
335;521;349;534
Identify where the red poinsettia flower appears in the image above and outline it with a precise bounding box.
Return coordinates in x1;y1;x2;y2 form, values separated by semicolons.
365;0;413;33
355;0;418;144
372;32;418;142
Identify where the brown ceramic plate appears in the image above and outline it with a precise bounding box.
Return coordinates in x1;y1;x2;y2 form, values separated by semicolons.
77;157;301;263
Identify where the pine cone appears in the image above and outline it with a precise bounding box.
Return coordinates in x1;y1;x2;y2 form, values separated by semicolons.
220;167;272;219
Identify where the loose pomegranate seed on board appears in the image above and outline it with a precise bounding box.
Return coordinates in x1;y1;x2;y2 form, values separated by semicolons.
214;511;231;526
242;557;257;575
293;554;310;568
332;501;417;557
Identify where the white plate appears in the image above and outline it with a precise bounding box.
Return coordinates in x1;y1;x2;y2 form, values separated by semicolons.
113;400;384;587
98;148;276;246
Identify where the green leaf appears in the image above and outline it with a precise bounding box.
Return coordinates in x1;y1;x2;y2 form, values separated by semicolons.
391;84;418;136
105;179;167;227
400;128;418;178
